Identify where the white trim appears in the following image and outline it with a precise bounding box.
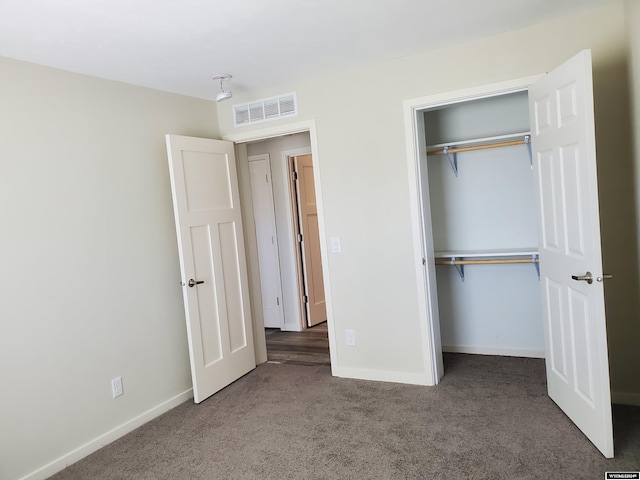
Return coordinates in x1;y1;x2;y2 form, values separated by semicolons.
403;74;544;386
442;345;545;358
19;389;193;480
611;391;640;406
403;74;543;113
223;120;338;374
224;119;315;144
333;366;435;386
403;102;438;386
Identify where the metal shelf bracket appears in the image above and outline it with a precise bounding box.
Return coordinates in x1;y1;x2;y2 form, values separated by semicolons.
451;256;464;281
443;146;458;177
525;135;533;168
532;254;540;280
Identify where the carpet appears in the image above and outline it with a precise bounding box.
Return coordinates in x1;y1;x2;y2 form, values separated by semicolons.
50;354;640;479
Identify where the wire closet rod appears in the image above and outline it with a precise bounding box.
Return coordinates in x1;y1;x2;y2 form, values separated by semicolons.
435;258;539;266
427;137;530;157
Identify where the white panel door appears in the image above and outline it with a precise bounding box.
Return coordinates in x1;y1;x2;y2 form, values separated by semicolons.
166;135;255;404
248;154;285;329
529;50;613;457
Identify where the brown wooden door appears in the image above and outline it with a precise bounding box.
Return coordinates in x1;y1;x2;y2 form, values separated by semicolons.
294;154;327;327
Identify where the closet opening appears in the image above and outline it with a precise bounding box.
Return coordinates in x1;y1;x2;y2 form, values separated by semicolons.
420;90;545;368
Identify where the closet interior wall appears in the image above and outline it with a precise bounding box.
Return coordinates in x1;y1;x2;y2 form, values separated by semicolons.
423;91;544;358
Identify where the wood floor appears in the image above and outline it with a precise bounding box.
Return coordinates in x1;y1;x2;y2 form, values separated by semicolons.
265;322;330;366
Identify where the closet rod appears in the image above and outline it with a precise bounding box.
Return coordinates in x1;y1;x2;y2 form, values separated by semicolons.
427;138;529;157
435;258;539;266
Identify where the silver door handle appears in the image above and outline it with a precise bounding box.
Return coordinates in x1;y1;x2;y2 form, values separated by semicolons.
596;274;613;282
187;278;204;287
571;271;593;284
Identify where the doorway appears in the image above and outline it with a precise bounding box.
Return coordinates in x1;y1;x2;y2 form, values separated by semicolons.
226;121;334;370
243;135;327;331
421;90;544;362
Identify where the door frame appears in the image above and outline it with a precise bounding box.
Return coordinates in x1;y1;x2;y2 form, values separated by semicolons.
224;120;335;370
403;75;543;385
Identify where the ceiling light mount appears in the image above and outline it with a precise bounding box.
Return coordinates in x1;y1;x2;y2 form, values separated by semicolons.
213;74;232;102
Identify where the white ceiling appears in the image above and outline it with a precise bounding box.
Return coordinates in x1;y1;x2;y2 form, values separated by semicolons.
0;0;615;100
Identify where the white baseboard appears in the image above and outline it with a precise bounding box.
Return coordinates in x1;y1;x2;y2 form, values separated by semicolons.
612;391;640;406
20;389;193;480
332;366;435;386
443;345;545;358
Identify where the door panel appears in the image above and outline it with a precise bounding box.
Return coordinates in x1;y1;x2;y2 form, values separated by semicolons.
191;224;223;366
529;50;613;458
166;135;255;403
294;154;326;327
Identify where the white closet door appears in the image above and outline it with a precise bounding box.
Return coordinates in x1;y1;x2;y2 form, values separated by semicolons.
529;49;613;458
248;154;285;329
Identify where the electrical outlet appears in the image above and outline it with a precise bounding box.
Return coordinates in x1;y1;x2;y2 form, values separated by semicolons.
111;376;124;398
345;329;356;347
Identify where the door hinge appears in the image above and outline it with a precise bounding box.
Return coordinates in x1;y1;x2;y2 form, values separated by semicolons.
276;297;280;306
422;257;426;266
298;233;303;243
265;174;269;183
303;295;308;304
293;171;298;181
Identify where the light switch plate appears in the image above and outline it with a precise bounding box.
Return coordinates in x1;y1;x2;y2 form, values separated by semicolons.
330;236;342;253
345;329;356;346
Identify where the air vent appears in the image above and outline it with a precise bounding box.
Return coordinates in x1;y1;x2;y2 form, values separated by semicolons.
234;92;298;127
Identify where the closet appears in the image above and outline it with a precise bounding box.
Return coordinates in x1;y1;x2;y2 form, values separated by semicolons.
423;91;544;358
409;51;614;458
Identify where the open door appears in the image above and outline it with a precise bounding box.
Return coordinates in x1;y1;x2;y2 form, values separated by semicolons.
166;135;255;404
293;154;327;327
529;50;614;457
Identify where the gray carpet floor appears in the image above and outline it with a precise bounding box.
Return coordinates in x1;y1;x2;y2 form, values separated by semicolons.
50;354;640;479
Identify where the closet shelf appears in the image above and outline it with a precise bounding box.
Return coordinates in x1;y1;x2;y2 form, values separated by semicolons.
434;249;540;281
426;132;533;176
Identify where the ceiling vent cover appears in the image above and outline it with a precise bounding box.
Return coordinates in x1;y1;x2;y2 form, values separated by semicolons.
234;93;297;127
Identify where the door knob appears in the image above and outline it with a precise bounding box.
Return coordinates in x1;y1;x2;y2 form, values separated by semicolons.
596;274;613;282
571;271;593;284
187;278;204;288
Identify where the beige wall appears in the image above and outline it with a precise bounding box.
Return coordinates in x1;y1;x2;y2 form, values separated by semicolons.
0;57;217;480
218;2;640;397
